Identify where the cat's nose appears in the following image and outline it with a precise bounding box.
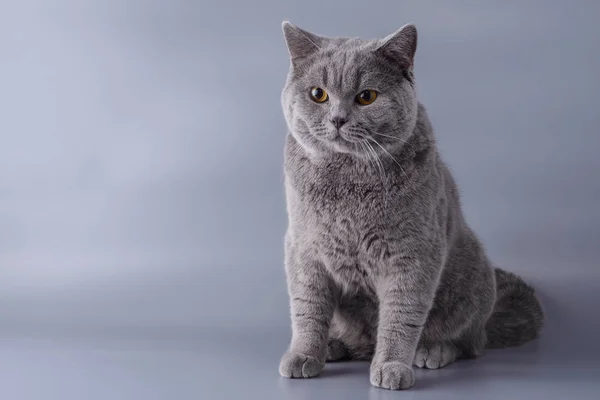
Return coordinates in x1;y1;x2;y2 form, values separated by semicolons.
330;116;347;129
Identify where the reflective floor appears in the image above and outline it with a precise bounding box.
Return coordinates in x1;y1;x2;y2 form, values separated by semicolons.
2;278;599;400
0;330;598;400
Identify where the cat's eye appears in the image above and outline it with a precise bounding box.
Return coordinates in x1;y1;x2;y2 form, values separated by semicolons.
356;90;378;105
310;87;329;103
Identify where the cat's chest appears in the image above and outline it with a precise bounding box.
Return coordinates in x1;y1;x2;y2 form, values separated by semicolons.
313;214;384;294
288;168;399;292
290;161;397;217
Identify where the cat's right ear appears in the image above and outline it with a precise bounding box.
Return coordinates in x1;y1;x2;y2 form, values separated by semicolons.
282;21;322;61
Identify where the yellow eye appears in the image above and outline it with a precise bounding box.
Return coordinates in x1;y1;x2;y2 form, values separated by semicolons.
356;90;378;105
310;87;329;103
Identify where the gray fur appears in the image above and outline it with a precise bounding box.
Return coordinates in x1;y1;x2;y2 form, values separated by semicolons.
278;21;544;390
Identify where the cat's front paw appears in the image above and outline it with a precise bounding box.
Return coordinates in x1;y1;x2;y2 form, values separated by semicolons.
370;361;415;390
279;351;324;378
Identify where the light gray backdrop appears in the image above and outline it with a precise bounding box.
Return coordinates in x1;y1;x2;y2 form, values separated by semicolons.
1;1;599;399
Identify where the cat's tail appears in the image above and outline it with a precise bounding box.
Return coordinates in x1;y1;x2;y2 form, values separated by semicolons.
485;268;544;349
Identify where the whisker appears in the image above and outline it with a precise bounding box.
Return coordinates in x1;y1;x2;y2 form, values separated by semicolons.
288;142;305;161
370;142;386;181
359;137;386;185
373;132;414;148
367;136;414;188
359;141;377;172
363;139;389;197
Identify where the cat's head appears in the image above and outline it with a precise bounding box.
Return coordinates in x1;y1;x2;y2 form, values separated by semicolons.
281;22;419;158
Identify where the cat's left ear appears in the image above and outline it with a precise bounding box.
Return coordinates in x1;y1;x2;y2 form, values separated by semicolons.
282;21;323;61
376;23;418;70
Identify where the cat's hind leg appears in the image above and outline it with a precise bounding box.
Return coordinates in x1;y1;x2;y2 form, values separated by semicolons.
414;322;487;369
414;341;460;369
327;317;375;361
327;293;377;362
326;339;350;362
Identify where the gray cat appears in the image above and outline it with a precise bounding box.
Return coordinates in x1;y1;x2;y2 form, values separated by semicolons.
278;21;544;390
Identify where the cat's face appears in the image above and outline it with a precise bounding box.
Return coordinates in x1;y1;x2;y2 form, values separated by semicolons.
281;23;419;158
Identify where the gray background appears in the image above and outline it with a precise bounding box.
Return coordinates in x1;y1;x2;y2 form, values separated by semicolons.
1;0;599;399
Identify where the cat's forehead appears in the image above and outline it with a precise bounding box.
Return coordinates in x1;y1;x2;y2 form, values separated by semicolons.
300;39;399;91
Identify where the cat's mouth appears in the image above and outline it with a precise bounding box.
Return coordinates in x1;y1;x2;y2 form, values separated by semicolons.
307;123;373;154
317;126;363;142
339;131;365;143
319;129;368;153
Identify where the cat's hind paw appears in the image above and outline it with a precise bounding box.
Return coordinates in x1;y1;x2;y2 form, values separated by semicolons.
414;342;459;369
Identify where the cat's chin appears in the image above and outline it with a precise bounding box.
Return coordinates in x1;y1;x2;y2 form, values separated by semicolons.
326;139;364;157
315;132;362;155
290;130;365;159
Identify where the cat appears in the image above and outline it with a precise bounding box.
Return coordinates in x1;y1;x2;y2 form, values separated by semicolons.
278;21;544;390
